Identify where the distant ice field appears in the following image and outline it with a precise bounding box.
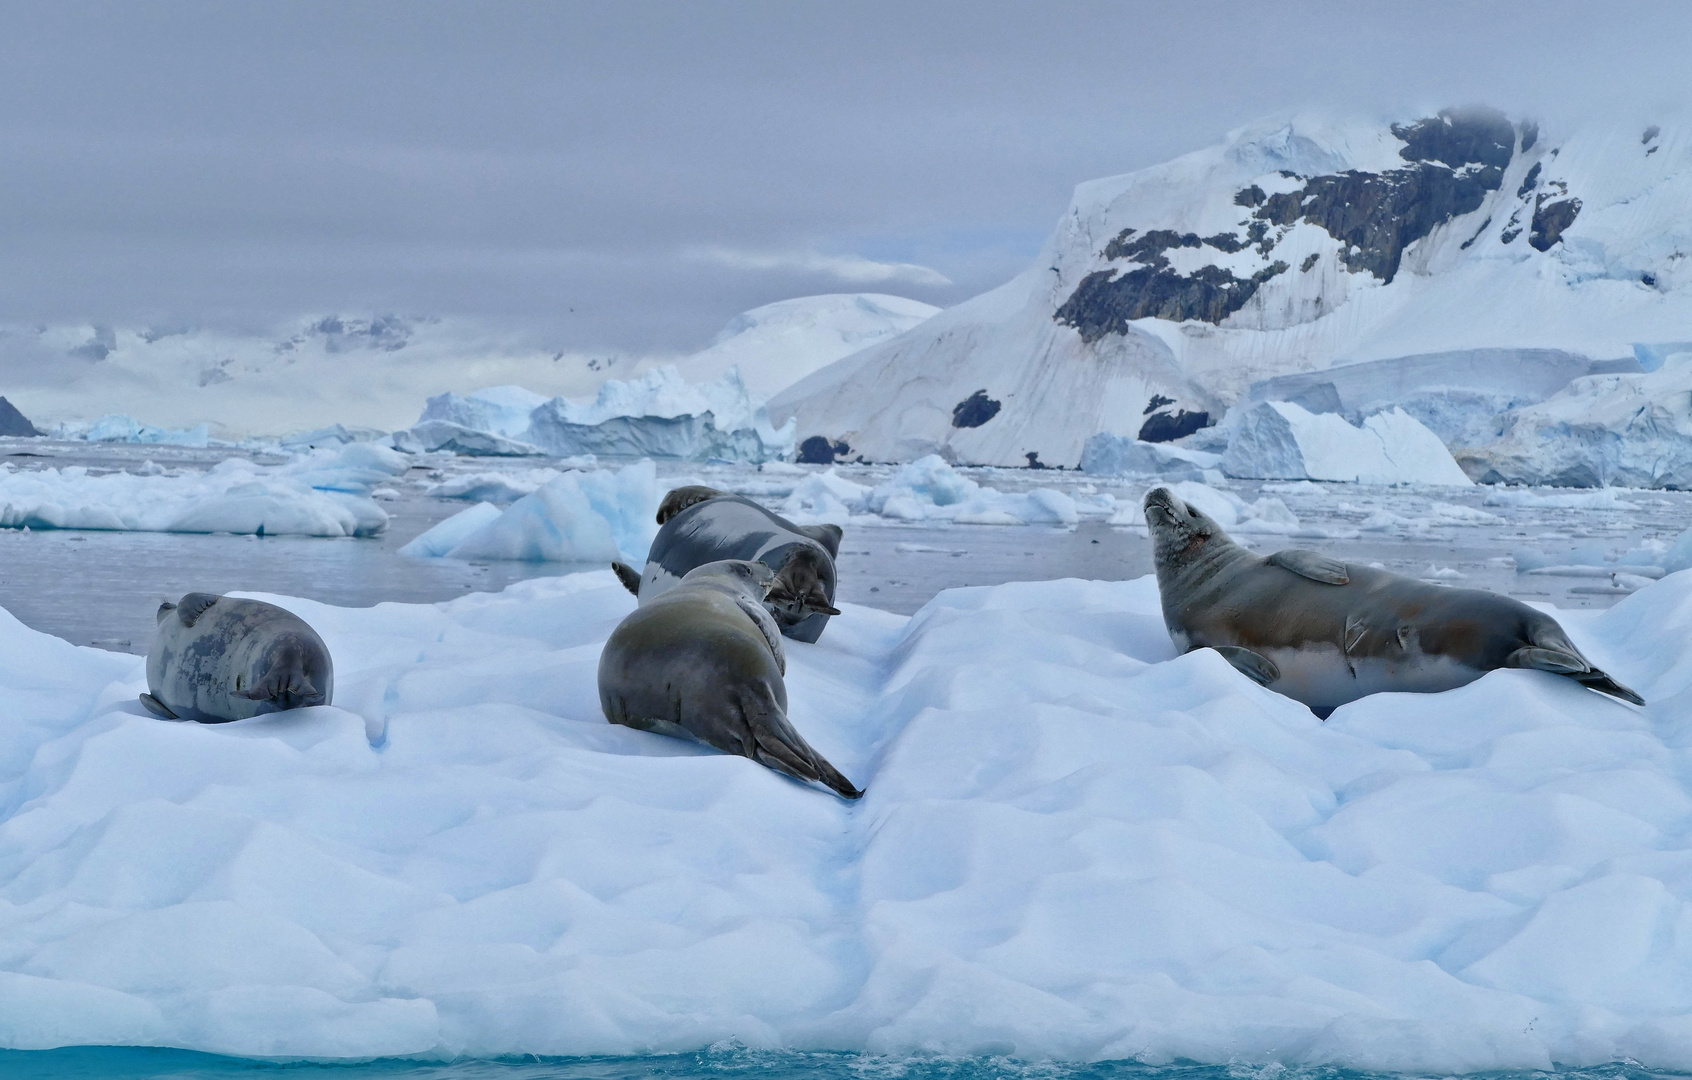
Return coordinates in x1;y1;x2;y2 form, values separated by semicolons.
0;441;1688;651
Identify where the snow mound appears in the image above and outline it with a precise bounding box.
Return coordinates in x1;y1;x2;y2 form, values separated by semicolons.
3;568;1692;1067
1079;434;1222;480
399;459;658;564
403;368;795;463
0;444;407;537
670;293;940;400
1459;352;1692;488
1222;402;1472;485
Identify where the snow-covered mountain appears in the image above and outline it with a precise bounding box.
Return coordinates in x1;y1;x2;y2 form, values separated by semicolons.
771;108;1692;467
654;293;939;400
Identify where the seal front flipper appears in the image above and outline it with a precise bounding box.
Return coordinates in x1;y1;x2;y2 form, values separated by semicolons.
1267;549;1350;585
1508;646;1645;705
611;561;643;596
655;485;729;525
138;693;179;720
1211;645;1280;687
176;592;220;626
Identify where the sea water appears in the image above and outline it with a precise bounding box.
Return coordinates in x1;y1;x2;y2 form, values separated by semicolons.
0;1048;1683;1080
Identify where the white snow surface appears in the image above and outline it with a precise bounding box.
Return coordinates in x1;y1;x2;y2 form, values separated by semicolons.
5;568;1692;1067
1223;403;1472;485
0;444;408;537
772;112;1692;466
660;293;940;400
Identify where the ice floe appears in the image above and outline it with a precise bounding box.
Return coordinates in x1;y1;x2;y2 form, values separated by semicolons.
2;565;1692;1067
0;444;408;537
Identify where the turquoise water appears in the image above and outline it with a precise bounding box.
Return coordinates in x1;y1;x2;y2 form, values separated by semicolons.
0;1048;1684;1080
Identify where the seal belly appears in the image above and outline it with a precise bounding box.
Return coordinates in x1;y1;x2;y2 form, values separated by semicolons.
1262;644;1486;713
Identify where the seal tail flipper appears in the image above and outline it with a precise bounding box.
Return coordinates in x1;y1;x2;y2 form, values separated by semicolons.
139;693;179;720
611;561;642;596
1211;645;1280;688
743;698;863;800
1507;645;1645;706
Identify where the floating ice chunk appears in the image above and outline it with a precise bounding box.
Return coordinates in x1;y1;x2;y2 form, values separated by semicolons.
391;420;545;457
412;459;659;563
425;469;566;503
863;456;1077;525
398;502;505;557
1483;488;1641;509
1223;402;1471;485
418;385;551;438
1079;433;1223;480
59;414;214;447
1159;480;1302;534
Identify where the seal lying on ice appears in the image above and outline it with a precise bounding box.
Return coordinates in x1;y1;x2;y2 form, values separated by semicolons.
1143;486;1643;716
140;593;334;722
612;485;843;643
599;559;862;799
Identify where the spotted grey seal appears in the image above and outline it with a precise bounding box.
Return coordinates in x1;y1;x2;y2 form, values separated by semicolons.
599;559;862;799
611;485;843;643
1143;486;1643;716
140;593;334;722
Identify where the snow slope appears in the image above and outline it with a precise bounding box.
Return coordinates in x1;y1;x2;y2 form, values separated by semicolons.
772;110;1692;467
2;571;1692;1068
660;294;939;400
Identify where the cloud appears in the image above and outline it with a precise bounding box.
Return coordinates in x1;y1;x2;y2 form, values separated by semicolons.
683;247;951;288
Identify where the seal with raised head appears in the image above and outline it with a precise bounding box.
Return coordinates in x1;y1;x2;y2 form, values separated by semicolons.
140;593;334;722
611;485;843;643
599;559;862;799
1143;486;1644;716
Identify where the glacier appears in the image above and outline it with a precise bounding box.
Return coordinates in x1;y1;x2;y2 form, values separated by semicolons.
2;567;1692;1068
771;110;1692;468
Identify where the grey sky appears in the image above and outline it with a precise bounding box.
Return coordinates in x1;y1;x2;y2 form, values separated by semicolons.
0;0;1686;354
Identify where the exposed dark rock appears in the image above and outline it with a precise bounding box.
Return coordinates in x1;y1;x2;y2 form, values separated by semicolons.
1648;146;1660;157
1102;228;1139;260
0;397;41;437
1056;261;1289;339
1024;452;1048;469
1139;409;1212;443
1203;232;1248;253
1143;394;1175;415
951;390;1002;428
1517;162;1542;197
1235;185;1266;208
797;435;850;464
1500;226;1521;244
1644;125;1661;144
1391;107;1515;170
1460;216;1492;250
1530;196;1582;251
1301;253;1320;271
1643;273;1658;287
1520;121;1539;152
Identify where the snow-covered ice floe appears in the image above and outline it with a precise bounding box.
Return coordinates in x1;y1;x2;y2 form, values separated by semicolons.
5;568;1692;1068
778;455;1080;526
1221;402;1472;485
399;367;796;463
0;444;409;537
400;459;658;564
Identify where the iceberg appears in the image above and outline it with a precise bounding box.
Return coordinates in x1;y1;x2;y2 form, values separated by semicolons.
52;414;215;448
1222;402;1472;485
1458;351;1692;488
0;567;1688;1068
399;368;795;463
1079;433;1222;480
399;459;658;564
